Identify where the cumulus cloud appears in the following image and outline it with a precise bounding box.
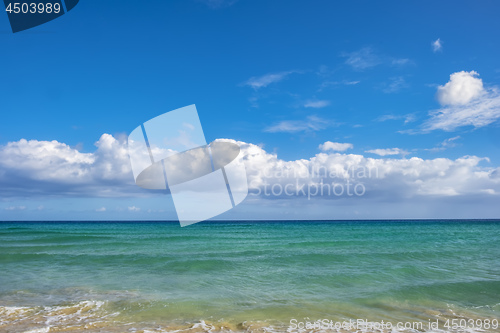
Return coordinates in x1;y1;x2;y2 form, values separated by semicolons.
243;71;296;89
423;71;500;131
319;142;353;152
304;100;330;108
437;71;484;106
128;206;141;212
96;207;106;212
365;148;408;156
264;115;331;133
231;139;500;199
0;134;138;197
432;38;443;52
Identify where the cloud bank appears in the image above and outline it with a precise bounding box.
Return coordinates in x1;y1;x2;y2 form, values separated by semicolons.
1;135;498;204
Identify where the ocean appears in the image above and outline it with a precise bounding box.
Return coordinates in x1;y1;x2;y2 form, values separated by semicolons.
0;221;499;332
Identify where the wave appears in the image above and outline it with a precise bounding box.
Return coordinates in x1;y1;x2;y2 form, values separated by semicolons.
1;299;498;333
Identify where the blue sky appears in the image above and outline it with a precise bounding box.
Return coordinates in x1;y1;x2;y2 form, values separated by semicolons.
1;0;500;220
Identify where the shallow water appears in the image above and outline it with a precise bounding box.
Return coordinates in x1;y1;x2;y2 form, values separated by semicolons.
0;221;499;332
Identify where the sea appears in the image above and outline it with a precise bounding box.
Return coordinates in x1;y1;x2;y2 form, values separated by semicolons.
0;220;499;332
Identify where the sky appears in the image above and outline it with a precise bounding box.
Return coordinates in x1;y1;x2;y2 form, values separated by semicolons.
1;0;500;221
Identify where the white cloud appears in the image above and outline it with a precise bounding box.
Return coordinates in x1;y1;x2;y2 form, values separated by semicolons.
423;71;500;131
319;141;353;152
437;71;484;106
391;58;412;66
342;48;412;71
432;38;443;52
318;80;360;91
342;47;380;70
382;76;408;93
243;71;295;89
229;139;500;200
304;100;330;108
264;115;331;133
427;136;461;152
376;113;416;124
128;206;141;212
441;135;461;147
365;148;408;156
4;206;26;211
96;207;106;212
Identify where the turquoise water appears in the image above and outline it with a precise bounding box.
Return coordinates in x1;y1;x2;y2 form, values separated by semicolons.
0;221;499;332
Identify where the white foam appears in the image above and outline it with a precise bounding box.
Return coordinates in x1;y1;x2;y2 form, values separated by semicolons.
0;306;31;316
22;328;50;333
